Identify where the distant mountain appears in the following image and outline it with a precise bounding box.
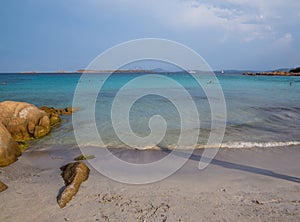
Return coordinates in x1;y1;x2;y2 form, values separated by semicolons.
214;70;250;75
268;68;291;72
151;68;168;73
9;66;299;75
150;68;181;73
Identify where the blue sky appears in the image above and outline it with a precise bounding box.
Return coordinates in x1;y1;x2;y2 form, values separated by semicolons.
1;0;299;72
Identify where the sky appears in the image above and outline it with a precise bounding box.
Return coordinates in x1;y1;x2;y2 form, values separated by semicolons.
0;0;299;72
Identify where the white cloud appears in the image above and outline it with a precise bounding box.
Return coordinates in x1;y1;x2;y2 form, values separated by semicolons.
150;0;275;42
274;33;293;47
87;0;300;43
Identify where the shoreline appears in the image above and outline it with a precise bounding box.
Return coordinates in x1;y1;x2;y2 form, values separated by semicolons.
1;146;299;221
243;71;300;76
1;70;300;77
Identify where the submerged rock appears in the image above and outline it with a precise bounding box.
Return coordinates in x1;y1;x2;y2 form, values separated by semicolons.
40;106;77;116
39;106;77;126
0;101;51;142
57;162;90;208
0;101;76;167
39;106;61;126
0;122;21;167
0;180;8;192
74;154;95;161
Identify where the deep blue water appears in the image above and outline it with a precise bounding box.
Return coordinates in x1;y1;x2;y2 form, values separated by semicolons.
0;72;300;150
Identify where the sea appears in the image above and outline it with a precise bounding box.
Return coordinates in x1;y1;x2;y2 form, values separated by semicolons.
0;72;300;152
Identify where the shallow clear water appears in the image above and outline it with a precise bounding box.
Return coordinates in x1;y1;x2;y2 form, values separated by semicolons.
0;72;300;150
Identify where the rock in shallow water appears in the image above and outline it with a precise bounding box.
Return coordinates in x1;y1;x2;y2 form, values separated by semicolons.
0;101;77;167
39;106;61;126
57;162;90;208
40;106;77;115
39;106;78;126
0;101;64;166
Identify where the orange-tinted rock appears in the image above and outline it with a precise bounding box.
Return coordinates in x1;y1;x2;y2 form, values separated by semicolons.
27;121;36;134
0;101;51;142
63;107;77;115
39;106;61;126
39;106;78;126
34;125;49;138
49;113;61;126
57;162;90;208
0;122;21;167
40;106;77;116
0;180;8;192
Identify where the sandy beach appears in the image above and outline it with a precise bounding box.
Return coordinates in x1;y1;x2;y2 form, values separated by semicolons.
1;0;300;221
1;146;299;222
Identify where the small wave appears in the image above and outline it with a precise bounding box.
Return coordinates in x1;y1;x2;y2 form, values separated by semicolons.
251;106;300;113
79;141;300;150
168;141;300;149
80;142;162;150
218;141;300;149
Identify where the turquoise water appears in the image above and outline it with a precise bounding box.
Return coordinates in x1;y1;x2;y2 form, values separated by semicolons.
0;72;300;150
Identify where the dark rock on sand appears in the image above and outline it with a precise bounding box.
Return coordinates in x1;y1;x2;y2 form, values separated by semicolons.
0;122;21;167
57;162;90;208
0;101;51;141
0;180;8;192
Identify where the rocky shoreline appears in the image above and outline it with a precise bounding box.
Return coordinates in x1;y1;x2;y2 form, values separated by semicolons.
1;101;299;219
243;72;300;76
0;101;90;207
0;101;77;167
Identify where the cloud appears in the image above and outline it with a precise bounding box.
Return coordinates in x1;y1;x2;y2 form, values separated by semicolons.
274;33;293;47
110;0;272;42
158;0;297;42
86;0;300;44
167;1;296;41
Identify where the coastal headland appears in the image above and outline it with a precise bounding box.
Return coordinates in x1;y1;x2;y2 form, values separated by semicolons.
243;67;300;76
19;69;156;74
13;66;300;76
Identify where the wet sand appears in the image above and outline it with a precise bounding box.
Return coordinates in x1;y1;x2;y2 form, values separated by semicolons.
0;146;300;221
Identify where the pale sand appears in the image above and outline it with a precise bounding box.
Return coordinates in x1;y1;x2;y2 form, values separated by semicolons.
0;147;300;222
